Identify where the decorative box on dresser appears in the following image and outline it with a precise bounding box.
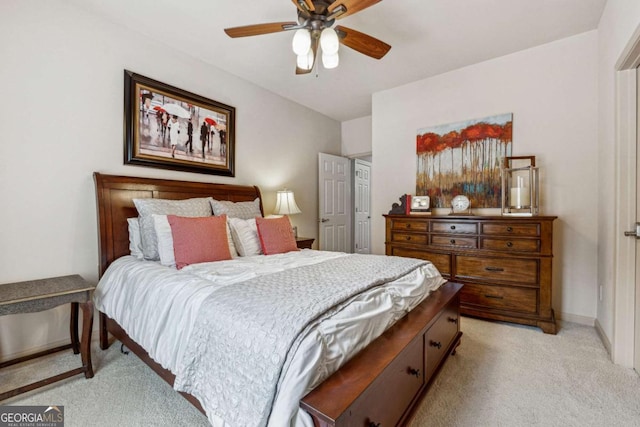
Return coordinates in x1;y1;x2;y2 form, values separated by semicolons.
385;215;557;334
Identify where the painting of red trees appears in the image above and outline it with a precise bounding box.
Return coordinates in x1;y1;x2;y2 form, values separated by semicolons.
416;113;512;209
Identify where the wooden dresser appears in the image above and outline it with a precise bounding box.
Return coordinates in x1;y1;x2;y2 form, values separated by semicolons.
385;215;557;334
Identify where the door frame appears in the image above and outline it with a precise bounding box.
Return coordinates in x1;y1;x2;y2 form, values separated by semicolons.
613;23;640;367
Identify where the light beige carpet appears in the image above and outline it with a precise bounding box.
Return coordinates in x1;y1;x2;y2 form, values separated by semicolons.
3;317;640;426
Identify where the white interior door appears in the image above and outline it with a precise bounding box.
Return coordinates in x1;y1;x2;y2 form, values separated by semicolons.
318;153;351;252
354;159;371;254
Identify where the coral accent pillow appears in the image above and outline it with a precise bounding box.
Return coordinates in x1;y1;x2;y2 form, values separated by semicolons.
167;214;232;269
255;216;299;255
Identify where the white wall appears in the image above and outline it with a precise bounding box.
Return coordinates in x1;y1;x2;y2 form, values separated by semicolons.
342;116;372;157
0;1;340;359
596;0;640;343
371;31;599;322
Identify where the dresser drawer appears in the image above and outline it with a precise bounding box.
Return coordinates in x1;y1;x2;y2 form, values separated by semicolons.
431;221;477;234
480;237;540;253
481;222;540;236
461;282;538;314
389;248;451;276
392;232;428;245
347;337;424;427
431;235;478;249
425;301;459;380
456;256;538;284
393;219;428;232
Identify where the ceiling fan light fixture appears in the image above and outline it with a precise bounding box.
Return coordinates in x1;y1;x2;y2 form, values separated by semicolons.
296;49;314;70
322;52;339;69
320;27;339;55
292;29;311;56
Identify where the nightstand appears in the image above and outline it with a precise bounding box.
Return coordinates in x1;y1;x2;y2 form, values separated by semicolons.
0;275;95;401
296;237;315;249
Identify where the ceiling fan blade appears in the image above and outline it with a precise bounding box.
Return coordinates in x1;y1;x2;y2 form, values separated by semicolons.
296;37;319;75
336;25;391;59
224;22;297;38
328;0;381;19
291;0;315;13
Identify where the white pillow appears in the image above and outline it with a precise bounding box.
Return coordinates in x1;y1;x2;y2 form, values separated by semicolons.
210;198;262;220
153;215;176;267
153;214;239;268
133;197;213;260
228;217;263;256
127;218;144;259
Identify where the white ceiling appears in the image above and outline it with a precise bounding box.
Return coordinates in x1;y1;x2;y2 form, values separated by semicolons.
66;0;606;122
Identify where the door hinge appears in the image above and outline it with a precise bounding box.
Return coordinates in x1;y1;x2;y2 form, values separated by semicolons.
624;222;640;239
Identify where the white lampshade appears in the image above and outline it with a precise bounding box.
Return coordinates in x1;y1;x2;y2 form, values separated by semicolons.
274;190;301;215
296;49;314;70
320;27;339;54
292;29;311;56
322;52;339;69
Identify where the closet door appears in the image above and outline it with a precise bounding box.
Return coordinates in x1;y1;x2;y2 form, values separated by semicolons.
354;159;371;254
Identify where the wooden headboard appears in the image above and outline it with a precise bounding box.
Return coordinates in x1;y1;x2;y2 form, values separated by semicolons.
94;172;263;277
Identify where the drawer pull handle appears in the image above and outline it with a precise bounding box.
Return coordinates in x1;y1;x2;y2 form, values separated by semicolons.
447;317;458;324
368;422;381;427
406;236;411;241
406;224;411;229
429;340;442;349
485;266;504;272
485;294;504;300
506;242;513;247
450;225;456;230
408;367;421;377
450;239;456;244
507;227;513;232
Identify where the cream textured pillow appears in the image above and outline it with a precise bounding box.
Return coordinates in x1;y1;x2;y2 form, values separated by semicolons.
228;217;263;256
210;198;262;220
133;197;213;260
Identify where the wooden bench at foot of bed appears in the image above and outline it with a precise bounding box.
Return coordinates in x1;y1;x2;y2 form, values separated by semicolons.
301;281;463;427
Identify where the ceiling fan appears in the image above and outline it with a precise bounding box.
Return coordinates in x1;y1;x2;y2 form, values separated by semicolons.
224;0;391;74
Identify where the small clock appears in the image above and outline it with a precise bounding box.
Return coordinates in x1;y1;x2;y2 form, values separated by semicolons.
451;195;471;214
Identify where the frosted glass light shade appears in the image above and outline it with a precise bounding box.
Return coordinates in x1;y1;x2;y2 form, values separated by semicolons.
296;49;314;70
274;190;301;215
320;28;339;54
292;29;311;55
322;52;339;69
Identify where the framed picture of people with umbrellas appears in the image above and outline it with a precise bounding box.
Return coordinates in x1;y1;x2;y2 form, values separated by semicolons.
124;70;235;176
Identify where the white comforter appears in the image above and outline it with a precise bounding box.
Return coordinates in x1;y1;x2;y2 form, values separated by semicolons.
94;250;446;426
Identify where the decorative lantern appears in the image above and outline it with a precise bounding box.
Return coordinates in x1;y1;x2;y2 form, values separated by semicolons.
501;156;539;216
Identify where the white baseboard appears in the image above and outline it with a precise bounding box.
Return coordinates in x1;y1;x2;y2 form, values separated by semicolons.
0;337;72;363
594;318;612;356
557;311;595;326
551;313;612;357
0;324;101;364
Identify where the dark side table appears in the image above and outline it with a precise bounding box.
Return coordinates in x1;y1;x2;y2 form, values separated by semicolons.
296;237;315;249
0;275;95;401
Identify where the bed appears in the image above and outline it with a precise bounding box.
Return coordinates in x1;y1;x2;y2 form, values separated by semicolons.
93;172;463;427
